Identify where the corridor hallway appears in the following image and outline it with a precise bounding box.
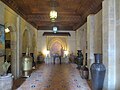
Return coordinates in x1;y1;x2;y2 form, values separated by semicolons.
17;64;91;90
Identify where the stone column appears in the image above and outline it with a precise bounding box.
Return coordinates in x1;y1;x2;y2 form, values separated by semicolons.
11;31;17;78
102;0;116;90
16;16;22;78
116;0;120;89
0;1;4;24
0;1;5;75
87;15;95;78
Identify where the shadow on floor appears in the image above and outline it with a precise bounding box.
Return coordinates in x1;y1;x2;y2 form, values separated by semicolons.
12;77;26;90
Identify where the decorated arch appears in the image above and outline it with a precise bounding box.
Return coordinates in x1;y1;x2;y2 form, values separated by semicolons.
47;36;67;56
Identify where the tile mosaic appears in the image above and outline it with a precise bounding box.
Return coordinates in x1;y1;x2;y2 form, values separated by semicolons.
17;64;91;90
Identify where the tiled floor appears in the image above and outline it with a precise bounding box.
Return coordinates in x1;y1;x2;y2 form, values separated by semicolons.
17;63;91;90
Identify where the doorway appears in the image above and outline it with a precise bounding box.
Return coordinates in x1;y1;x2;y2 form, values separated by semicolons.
5;26;17;78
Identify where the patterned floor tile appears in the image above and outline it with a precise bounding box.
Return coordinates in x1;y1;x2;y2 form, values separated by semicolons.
17;63;91;90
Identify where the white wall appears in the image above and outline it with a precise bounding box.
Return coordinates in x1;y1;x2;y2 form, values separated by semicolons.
37;30;76;56
116;0;120;89
67;31;76;54
94;10;102;53
0;1;38;77
37;30;46;55
76;23;87;50
75;10;102;65
76;23;87;64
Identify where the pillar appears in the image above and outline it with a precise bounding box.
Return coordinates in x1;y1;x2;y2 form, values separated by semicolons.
87;15;95;78
16;16;22;78
102;0;116;90
116;0;120;89
0;1;5;75
11;29;17;78
0;1;4;24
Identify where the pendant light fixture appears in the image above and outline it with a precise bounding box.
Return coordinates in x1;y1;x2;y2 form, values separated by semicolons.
50;10;57;22
53;26;58;33
49;0;58;22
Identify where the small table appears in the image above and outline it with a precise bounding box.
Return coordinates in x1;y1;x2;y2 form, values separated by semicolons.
53;56;61;64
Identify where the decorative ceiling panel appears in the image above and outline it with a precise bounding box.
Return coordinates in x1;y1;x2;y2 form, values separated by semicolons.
1;0;103;30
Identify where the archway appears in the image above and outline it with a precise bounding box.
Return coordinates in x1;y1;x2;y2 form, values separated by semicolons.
22;28;36;68
47;37;67;57
50;41;63;56
32;33;37;61
5;25;17;78
22;29;31;53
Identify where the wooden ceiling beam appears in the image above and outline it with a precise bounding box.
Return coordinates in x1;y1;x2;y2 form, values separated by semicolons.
43;32;71;36
1;0;26;18
1;0;103;31
36;22;74;26
27;15;81;22
37;26;73;31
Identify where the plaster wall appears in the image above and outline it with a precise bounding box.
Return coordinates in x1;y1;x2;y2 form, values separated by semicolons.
20;18;37;53
0;1;5;75
67;31;76;54
116;0;120;89
94;10;102;53
4;5;17;62
76;10;102;65
75;10;102;80
102;0;116;89
0;1;37;77
76;23;87;64
37;30;76;56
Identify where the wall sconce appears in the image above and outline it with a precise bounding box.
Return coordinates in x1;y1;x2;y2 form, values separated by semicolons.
43;49;50;57
46;50;50;57
5;27;10;33
64;50;68;57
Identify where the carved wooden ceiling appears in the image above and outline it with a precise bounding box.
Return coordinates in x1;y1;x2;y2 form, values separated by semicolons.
1;0;103;30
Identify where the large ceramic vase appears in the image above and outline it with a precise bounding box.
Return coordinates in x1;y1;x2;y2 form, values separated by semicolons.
76;50;83;70
90;54;106;90
0;73;13;90
22;47;32;77
81;58;89;80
